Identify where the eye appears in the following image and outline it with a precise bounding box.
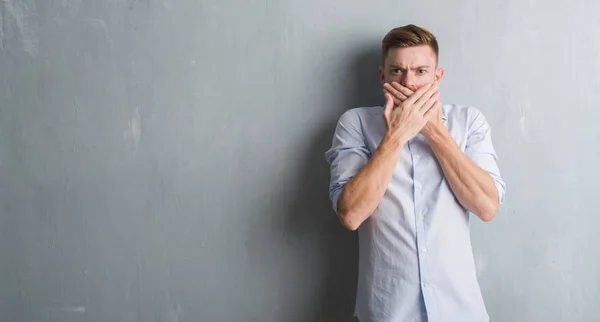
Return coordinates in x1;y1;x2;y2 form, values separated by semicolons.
392;68;403;75
417;69;427;75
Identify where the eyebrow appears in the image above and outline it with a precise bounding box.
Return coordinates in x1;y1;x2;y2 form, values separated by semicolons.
389;65;431;70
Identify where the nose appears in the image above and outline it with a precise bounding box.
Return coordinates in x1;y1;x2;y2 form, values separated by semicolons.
400;74;417;91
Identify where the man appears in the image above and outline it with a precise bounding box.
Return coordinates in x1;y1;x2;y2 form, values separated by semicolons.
325;24;506;322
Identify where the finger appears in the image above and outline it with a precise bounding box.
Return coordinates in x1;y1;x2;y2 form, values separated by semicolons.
404;82;435;106
383;88;403;106
433;100;443;113
419;91;440;113
423;104;439;121
420;94;441;118
413;83;439;110
383;83;408;102
383;93;394;121
391;82;414;98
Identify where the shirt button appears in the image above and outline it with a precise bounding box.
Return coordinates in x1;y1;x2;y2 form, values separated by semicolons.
416;183;423;191
421;248;427;254
423;282;429;288
414;155;420;161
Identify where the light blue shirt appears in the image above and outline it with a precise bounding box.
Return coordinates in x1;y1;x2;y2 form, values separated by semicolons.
325;104;506;322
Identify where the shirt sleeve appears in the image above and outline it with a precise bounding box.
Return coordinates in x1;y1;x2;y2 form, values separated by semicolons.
324;109;372;213
464;108;506;204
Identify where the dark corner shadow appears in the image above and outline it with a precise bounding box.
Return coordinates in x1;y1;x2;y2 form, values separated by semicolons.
285;43;383;322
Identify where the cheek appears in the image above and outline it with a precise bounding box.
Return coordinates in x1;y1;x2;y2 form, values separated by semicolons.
415;82;429;89
416;76;436;88
385;75;402;83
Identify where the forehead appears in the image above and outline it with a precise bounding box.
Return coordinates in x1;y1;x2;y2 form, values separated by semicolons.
385;46;437;67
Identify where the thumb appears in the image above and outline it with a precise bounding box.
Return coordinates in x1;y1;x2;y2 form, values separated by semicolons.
383;93;393;120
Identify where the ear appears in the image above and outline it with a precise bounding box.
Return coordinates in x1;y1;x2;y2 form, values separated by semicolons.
378;66;386;85
434;67;445;83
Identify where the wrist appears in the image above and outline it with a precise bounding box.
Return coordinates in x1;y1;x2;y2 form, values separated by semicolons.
423;123;450;144
381;131;407;153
